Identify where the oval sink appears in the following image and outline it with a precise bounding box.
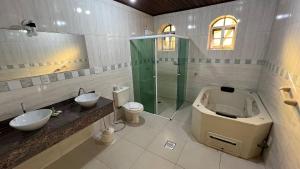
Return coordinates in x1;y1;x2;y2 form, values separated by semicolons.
75;93;99;107
9;109;52;131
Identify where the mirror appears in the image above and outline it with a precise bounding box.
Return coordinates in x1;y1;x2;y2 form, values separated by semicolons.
0;29;89;81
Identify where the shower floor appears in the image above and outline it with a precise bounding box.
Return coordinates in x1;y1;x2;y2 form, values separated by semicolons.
157;97;176;118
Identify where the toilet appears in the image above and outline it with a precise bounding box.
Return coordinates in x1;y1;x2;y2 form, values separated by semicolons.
113;86;143;124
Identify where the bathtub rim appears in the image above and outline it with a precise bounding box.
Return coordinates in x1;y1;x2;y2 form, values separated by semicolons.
192;86;272;126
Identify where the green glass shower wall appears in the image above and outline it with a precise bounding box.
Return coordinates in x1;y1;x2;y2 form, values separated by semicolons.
130;39;156;114
176;38;189;110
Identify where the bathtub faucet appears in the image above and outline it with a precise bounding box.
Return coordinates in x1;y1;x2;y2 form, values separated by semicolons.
78;87;87;96
20;102;26;113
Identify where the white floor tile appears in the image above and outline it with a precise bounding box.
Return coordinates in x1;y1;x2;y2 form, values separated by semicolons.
45;139;114;169
147;128;187;163
173;104;192;123
160;108;176;118
157;97;176;118
115;124;136;138
45;105;266;169
177;141;220;169
123;125;160;148
142;113;169;131
165;120;192;142
173;165;185;169
97;139;144;169
131;151;175;169
82;159;110;169
220;153;265;169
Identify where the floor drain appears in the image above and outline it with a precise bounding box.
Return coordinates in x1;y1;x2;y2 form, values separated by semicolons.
158;101;162;104
164;140;176;150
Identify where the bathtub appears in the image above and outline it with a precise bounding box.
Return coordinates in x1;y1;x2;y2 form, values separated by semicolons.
192;86;272;159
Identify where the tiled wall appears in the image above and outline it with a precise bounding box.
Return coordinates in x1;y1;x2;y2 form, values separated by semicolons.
257;0;300;168
153;0;277;102
0;0;153;121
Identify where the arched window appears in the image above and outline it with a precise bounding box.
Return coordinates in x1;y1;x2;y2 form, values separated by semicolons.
160;24;176;51
208;15;238;50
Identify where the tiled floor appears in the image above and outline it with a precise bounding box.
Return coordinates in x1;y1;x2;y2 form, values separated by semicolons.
157;97;176;119
46;104;265;169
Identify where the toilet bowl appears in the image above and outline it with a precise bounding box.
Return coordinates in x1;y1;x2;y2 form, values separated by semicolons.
123;102;144;123
113;86;144;124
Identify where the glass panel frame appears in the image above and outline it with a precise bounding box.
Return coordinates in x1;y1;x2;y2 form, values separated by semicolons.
130;35;189;119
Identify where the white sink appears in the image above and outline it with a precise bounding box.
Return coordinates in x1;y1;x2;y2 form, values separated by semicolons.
9;109;52;131
75;93;99;107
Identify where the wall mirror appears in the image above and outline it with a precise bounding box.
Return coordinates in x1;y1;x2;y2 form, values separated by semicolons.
0;29;89;81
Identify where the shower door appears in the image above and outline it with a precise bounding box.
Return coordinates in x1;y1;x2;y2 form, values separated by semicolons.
130;39;156;114
176;38;188;110
156;37;178;118
130;36;189;117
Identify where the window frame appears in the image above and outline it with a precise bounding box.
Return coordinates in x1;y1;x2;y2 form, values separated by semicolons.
208;15;238;50
160;24;176;51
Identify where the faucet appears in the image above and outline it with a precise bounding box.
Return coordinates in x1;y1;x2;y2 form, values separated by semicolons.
78;87;87;96
20;102;26;113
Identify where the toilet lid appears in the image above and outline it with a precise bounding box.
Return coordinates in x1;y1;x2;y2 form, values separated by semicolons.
123;102;143;111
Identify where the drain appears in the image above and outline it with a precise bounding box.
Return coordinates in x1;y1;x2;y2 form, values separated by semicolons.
164;140;176;150
158;101;162;104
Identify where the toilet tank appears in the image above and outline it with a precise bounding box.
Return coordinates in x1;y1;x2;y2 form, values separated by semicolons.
113;86;130;107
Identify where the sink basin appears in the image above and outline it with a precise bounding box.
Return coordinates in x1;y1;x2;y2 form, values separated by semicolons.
75;93;99;107
9;109;52;131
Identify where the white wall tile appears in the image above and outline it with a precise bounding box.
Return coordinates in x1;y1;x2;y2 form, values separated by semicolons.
0;0;153;121
258;0;300;168
154;0;277;101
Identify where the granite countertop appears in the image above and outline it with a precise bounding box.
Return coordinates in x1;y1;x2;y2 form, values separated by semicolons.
0;97;113;169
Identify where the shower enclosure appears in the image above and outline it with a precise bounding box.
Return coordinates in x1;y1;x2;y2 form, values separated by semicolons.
130;35;189;119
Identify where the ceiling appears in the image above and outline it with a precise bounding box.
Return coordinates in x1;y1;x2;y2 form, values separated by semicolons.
114;0;236;16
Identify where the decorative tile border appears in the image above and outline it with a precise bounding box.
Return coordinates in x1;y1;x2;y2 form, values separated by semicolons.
264;60;299;83
157;56;265;65
0;58;267;93
0;62;130;93
0;58;88;71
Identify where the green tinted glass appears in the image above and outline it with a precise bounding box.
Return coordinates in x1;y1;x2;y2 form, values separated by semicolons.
130;39;156;114
176;38;188;110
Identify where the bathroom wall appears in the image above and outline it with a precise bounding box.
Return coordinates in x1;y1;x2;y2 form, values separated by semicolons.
153;0;277;102
0;0;153;121
257;0;300;168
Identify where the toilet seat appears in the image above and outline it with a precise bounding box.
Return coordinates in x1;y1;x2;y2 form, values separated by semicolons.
123;102;143;112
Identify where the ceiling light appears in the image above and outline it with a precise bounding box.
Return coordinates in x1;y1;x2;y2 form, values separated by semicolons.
187;25;196;29
85;10;91;15
76;7;82;13
56;20;66;26
276;14;291;20
130;0;136;3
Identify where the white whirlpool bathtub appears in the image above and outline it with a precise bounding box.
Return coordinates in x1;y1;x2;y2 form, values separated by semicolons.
192;86;272;159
